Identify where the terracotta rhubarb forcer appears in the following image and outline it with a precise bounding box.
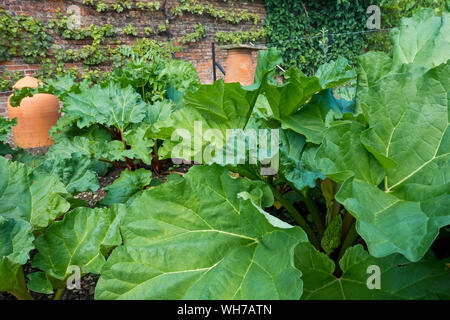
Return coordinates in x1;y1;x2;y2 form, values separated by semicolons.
222;44;266;86
7;76;60;148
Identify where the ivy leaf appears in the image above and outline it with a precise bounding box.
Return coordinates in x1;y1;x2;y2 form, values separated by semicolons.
100;168;152;206
294;243;450;299
95;165;308;300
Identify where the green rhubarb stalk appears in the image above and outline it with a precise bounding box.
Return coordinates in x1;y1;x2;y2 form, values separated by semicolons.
270;185;321;250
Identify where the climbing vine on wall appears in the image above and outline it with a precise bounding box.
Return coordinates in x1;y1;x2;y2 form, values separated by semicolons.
264;0;447;73
0;8;52;63
264;0;370;74
0;0;264;89
215;27;266;45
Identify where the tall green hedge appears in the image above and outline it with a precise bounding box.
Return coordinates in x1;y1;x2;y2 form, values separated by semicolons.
264;0;370;74
264;0;446;73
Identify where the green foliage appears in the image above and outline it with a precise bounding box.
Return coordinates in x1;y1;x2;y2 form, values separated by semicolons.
0;116;16;142
95;165;307;300
1;7;449;301
29;205;125;294
315;8;450;261
100;169;152;206
366;0;447;52
295;243;450;299
265;0;370;73
123;24;138;36
0;69;23;92
172;0;260;25
0;9;51;63
215;27;266;45
179;23;207;44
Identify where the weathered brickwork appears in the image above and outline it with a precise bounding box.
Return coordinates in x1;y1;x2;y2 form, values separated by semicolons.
0;0;266;117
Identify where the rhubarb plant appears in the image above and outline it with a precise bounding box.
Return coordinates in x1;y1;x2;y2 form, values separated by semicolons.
1;7;449;301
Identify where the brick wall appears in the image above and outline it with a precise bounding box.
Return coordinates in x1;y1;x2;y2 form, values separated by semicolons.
0;0;266;117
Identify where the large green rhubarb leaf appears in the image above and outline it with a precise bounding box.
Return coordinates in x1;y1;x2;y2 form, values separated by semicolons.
281;89;355;144
32;152;99;194
95;165;307;300
316;19;449;261
29;205;126;293
0;156;70;230
355;61;448;261
0;217;34;293
316;121;385;185
280;129;325;190
100;168;152;206
391;8;450;71
63;81;148;130
294;243;450;300
158;80;260;160
262;58;355;120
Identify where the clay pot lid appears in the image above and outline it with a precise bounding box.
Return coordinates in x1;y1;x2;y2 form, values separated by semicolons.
13;76;40;89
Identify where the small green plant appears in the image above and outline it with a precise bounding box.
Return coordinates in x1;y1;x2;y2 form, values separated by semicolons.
215;27;266;45
179;23;206;44
123;24;138;36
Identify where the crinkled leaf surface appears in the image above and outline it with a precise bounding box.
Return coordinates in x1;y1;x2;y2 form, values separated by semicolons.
359;62;449;194
32;152;99;194
315;57;356;89
262;58;355;120
280;129;325;190
281;90;355;144
95;165;308;300
294;243;450;299
30;205;126;291
63;81;148;131
316;15;450;261
0;157;70;230
316;121;385;185
351;61;448;261
122;123;154;165
158;80;259;160
0;217;34;291
391;8;450;71
100;168;152;206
